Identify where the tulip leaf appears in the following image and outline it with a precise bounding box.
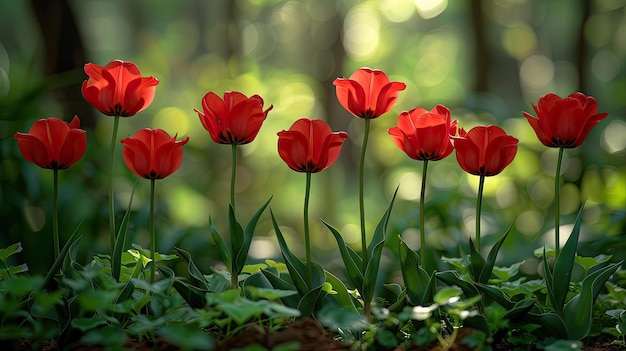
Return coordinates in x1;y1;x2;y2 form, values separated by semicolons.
323;221;363;292
436;270;480;299
480;228;511;284
173;247;210;291
526;312;568;339
238;197;272;274
562;261;621;340
468;238;486;283
39;219;83;292
363;187;398;303
270;210;309;296
552;200;586;314
325;271;359;311
260;268;301;310
228;204;245;276
112;179;137;282
158;266;207;309
209;217;231;270
0;242;23;263
398;236;433;306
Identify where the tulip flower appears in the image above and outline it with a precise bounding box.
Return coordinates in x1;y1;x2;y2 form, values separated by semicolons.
14;116;87;259
82;60;159;256
278;118;348;286
121;128;189;283
388;105;457;161
278;118;348;173
388;105;457;269
333;67;406;120
523;92;607;256
454;125;518;251
195;91;273;145
523;93;608;149
82;60;159;118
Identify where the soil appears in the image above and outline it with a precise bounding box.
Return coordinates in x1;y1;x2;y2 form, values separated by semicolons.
5;320;622;351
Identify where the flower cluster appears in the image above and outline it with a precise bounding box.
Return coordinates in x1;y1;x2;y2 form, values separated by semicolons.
12;61;614;348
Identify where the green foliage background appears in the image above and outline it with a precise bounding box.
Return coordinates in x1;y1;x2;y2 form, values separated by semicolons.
0;0;624;281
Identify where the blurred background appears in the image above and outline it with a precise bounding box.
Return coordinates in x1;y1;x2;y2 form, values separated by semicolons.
1;0;624;283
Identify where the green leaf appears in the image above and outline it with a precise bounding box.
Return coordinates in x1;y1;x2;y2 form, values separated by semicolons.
209;217;231;270
434;286;462;305
238;197;272;274
38;220;83;292
575;254;612;275
323;221;363;292
543;245;557;313
157;323;215;350
398;236;433;306
325;271;359;311
468;238;486;283
0;242;23;262
479;228;510;284
526;312;568;339
260;269;300;309
159;266;207;309
436;270;480;299
363;187;398;303
71;318;107;332
552;201;586;314
270;210;309;296
174;247;210;290
228;204;245;275
112;180;136;282
562;261;622;340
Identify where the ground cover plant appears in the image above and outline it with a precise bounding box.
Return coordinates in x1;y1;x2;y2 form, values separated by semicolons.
2;62;625;351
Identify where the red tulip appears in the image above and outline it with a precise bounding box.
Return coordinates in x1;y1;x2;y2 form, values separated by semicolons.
333;67;406;119
523;92;608;148
121;128;189;179
82;60;159;117
388;105;458;161
14;116;86;170
277;118;348;173
195;91;273;144
454;125;518;177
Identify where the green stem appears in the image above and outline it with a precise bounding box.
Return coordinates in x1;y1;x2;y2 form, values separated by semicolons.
476;175;485;252
150;178;156;284
52;169;59;260
554;147;564;257
419;160;428;270
304;171;312;288
359;119;371;273
230;144;237;211
108;115;120;254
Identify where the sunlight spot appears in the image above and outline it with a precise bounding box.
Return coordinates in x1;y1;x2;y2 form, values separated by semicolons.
414;0;448;19
249;237;279;259
242;22;260;55
520;55;554;89
495;181;517;209
152;107;190;136
343;4;380;61
380;0;415;22
591;50;621;82
503;23;537;58
397;172;422;201
601;119;626;154
23;205;45;232
342;223;361;245
515;211;544;236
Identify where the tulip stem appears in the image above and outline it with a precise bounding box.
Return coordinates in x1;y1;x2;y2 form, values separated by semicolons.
230;144;237;211
359;119;371;273
150;178;156;284
554;147;564;257
108;115;120;254
52;169;59;260
304;171;313;288
476;174;485;252
419;160;428;270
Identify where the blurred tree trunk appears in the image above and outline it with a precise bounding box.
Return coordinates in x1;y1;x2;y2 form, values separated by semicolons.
29;0;94;129
576;0;591;93
470;0;489;92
